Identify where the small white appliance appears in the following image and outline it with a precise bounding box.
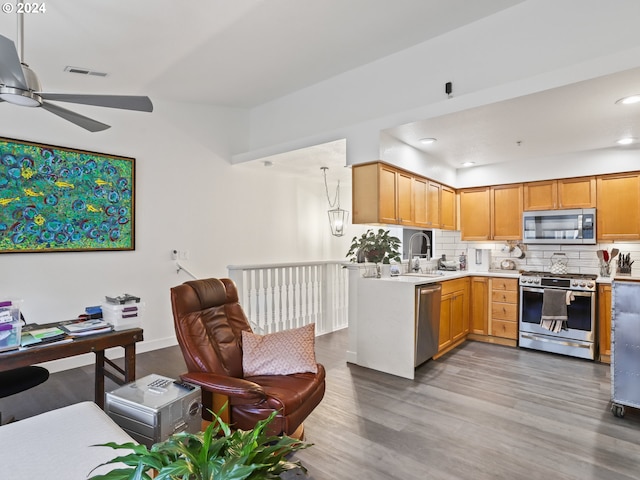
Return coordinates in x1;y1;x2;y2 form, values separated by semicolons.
468;248;491;272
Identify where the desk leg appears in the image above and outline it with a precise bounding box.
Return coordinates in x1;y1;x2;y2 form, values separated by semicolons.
95;350;105;409
123;343;136;383
95;343;137;410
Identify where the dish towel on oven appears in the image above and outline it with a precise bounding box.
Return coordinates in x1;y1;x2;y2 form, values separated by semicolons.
540;289;574;333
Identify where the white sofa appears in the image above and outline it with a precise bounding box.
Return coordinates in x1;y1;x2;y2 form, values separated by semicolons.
0;401;135;479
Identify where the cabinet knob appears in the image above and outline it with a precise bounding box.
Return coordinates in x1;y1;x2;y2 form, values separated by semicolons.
502;295;507;301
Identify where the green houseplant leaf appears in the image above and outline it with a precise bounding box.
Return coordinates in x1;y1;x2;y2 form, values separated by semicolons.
89;408;311;480
346;228;401;265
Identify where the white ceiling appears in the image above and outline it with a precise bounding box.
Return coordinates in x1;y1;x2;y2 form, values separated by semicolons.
384;66;640;169
2;0;639;175
0;0;521;107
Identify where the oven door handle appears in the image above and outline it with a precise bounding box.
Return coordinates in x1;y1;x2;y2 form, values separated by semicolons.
520;286;594;297
521;286;545;294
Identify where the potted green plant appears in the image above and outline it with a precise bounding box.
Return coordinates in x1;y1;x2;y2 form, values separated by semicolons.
346;228;401;277
88;409;311;480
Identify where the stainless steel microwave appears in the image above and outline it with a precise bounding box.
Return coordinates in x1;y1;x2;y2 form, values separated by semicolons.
522;208;596;244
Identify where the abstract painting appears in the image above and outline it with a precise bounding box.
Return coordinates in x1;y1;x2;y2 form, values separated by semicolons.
0;137;135;253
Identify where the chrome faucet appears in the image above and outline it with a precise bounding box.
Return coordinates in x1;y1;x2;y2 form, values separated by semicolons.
407;232;431;272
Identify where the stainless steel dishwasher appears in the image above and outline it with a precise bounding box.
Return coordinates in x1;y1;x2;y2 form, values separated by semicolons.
415;283;442;366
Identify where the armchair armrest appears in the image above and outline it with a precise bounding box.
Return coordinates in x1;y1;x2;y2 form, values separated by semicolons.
180;372;266;402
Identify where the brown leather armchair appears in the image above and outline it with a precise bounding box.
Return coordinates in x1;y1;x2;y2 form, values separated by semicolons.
170;277;325;436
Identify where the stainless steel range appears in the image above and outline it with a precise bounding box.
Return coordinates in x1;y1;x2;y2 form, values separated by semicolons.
518;271;597;360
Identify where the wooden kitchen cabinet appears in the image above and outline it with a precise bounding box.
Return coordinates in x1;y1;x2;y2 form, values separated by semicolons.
440;185;456;230
413;176;429;228
492;183;523;240
598;284;612;364
459;187;491;240
558;177;597;208
377;164;398;223
353;162;412;225
396;169;414;226
490;277;518;340
524;177;596;210
460;184;522;240
352;161;456;229
470;277;489;335
597;173;640;241
524;180;556;210
437;278;470;355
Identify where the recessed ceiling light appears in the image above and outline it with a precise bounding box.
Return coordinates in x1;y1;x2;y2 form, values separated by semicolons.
617;137;635;145
615;95;640;105
462;161;476;167
419;138;437;145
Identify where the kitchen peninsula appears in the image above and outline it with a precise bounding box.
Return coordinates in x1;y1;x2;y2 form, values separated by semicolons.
346;266;519;379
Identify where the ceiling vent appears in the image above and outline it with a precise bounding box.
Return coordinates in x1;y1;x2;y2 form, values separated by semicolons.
64;66;108;77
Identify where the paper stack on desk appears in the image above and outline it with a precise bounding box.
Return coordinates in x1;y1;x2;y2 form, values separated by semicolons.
60;319;113;336
20;325;68;347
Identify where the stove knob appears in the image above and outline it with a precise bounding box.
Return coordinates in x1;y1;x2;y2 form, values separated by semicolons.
572;281;578;287
587;282;594;289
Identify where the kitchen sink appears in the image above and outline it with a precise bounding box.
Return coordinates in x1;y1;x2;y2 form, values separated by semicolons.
400;272;447;278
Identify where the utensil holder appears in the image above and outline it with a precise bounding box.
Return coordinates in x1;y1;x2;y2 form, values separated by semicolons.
599;263;611;277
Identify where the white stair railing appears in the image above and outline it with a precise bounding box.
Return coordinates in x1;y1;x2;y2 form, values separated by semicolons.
227;261;348;335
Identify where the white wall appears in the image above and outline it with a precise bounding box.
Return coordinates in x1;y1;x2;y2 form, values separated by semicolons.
456;147;640;188
0;100;350;371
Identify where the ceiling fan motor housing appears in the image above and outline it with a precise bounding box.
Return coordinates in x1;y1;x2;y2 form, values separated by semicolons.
21;63;42;92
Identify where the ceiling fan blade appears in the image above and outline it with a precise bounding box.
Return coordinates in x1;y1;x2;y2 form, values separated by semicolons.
0;35;29;90
40;101;110;132
39;93;153;112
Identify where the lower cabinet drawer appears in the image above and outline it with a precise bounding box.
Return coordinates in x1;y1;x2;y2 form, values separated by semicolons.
491;320;518;339
491;290;518;304
491;302;518;321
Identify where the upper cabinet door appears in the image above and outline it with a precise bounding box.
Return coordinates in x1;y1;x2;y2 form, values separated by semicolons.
427;181;441;228
459;187;491;240
523;180;557;210
396;171;414;226
557;177;596;208
492;184;523;240
413;177;429;228
597;173;640;241
378;165;399;224
440;185;456;230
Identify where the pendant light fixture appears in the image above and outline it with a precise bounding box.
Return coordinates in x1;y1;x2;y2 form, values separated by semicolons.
321;166;349;237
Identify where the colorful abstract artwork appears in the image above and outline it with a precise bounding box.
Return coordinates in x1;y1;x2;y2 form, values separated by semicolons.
0;137;135;253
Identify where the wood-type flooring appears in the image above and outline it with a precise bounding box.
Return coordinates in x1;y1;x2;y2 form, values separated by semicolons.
1;329;639;479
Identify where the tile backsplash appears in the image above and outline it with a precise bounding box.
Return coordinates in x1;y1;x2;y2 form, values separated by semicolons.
430;230;638;277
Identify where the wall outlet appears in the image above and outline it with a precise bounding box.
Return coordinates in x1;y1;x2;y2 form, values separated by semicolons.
171;249;190;260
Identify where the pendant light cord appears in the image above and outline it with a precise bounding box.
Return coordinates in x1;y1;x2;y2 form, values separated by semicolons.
322;167;340;208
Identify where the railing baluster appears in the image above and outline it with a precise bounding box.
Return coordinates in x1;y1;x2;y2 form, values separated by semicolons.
227;261;348;335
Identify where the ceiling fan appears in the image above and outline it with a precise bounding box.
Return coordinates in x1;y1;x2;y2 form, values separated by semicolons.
0;7;153;132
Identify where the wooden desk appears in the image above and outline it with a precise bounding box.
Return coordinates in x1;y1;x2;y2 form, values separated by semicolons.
0;327;143;409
